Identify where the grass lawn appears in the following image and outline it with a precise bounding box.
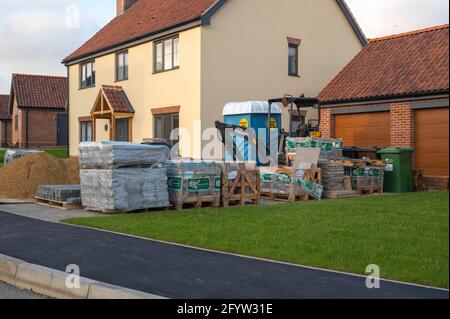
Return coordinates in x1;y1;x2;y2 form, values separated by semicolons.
0;149;5;167
65;191;449;288
45;149;69;158
0;148;68;168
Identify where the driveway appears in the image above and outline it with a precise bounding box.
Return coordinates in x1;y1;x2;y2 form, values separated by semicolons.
0;210;447;299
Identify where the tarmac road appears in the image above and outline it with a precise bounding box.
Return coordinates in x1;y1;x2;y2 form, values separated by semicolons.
0;210;448;299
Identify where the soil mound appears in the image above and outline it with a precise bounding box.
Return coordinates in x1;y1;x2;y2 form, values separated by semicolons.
0;153;80;200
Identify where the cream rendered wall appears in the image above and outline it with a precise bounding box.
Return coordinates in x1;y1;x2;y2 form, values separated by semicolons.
200;0;363;156
68;27;202;157
11;98;21;145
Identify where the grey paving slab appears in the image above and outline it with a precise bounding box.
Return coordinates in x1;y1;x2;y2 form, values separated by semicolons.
0;203;101;222
0;210;447;299
0;282;46;299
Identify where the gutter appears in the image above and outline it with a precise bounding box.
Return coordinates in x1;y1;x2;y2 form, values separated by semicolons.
64;0;366;65
62;0;231;66
320;90;450;107
62;18;203;66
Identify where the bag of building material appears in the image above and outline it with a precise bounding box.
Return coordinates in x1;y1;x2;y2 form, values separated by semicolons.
80;167;169;213
3;149;44;166
79;141;170;169
259;167;298;196
286;137;343;160
296;178;324;200
349;167;384;190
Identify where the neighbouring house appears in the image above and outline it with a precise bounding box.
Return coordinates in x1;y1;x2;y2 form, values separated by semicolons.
9;74;69;148
63;0;367;158
0;94;12;146
318;25;449;189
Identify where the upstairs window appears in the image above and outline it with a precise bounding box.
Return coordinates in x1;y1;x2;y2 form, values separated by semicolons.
288;44;299;76
116;51;128;81
287;37;301;77
154;36;180;73
80;61;95;89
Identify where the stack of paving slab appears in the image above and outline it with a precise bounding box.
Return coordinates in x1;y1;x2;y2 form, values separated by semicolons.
166;160;222;209
36;185;81;204
318;159;358;198
79;142;170;213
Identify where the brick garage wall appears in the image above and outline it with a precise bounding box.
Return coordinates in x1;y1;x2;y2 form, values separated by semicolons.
320;108;334;139
0;120;12;146
320;103;415;147
390;102;414;147
21;109;66;148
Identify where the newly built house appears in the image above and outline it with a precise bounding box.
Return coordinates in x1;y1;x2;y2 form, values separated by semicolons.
9;74;68;148
318;25;449;188
0;94;12;146
64;0;367;157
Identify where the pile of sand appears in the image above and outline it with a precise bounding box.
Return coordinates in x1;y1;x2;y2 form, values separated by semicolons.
0;153;80;200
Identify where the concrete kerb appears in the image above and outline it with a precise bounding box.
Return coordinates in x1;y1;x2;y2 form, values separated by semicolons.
0;254;24;286
87;282;164;299
0;254;165;299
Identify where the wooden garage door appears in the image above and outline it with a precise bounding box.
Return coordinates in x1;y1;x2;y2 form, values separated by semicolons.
335;112;391;147
415;108;449;176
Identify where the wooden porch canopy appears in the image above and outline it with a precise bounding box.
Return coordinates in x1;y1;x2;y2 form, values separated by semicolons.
90;85;135;141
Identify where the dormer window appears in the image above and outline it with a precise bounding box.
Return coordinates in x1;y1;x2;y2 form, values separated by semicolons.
154;36;179;73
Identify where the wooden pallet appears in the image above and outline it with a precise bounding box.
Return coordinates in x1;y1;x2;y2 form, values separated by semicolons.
301;168;322;184
87;207;170;214
324;190;360;199
173;194;220;211
333;159;385;168
357;187;384;195
221;170;261;207
261;190;310;202
35;196;82;210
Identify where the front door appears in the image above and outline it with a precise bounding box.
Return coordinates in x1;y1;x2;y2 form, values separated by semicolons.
57;114;68;146
115;118;129;142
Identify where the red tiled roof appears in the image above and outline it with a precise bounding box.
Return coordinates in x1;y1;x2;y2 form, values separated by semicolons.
102;85;135;113
11;74;68;110
64;0;218;63
318;25;449;104
0;95;11;120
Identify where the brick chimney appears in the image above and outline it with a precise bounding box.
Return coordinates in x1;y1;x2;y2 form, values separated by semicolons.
117;0;138;16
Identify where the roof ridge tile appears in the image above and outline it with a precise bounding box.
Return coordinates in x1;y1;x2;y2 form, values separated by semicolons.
369;24;449;43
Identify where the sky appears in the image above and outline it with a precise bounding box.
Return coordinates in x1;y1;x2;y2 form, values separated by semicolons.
0;0;448;93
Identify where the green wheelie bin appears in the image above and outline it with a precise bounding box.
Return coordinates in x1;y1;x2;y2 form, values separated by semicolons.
378;148;414;193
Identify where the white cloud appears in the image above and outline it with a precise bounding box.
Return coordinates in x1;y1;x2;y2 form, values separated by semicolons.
347;0;449;38
0;0;115;93
0;0;448;93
